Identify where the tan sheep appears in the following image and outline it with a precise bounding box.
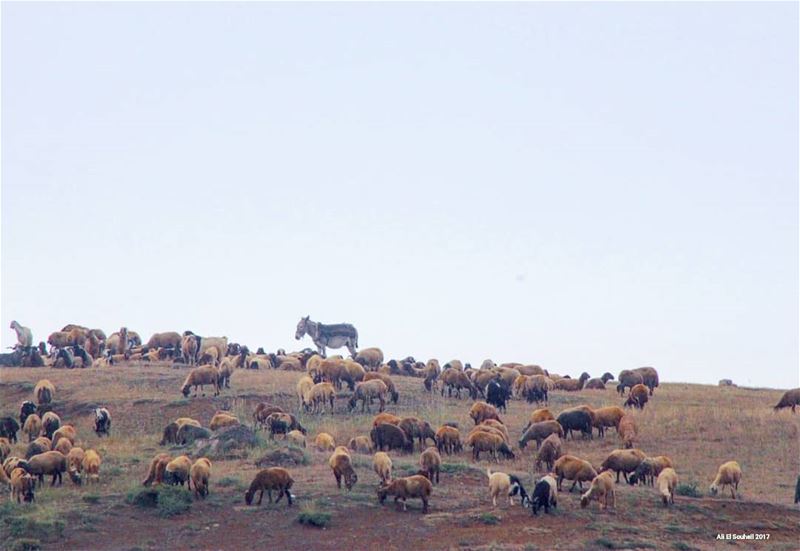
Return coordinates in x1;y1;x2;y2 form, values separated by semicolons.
142;453;172;486
710;461;742;499
486;468;526;507
657;467;678;506
82;449;101;484
209;412;239;431
419;447;441;484
329;447;358;490
535;433;562;472
373;451;393;483
10;467;36;503
372;412;402;427
469;402;502;425
54;438;73;456
315;433;336;452
245;467;294;507
348;436;373;454
524;408;555;431
580;470;616;510
377;475;432;513
306;382;336;414
287;430;307;448
554;455;598;492
189;457;212;498
600;449;647;483
51;425;77;449
519;420;564;449
34;379;55;405
363;372;400;404
296;375;315;411
618;415;638;449
22;414;42;443
435;426;462;455
27;450;80;486
164;455;192;486
180;365;220;397
181;335;199;365
348;379;389;413
465;430;515;461
355;347;384;371
67;447;85;476
592;406;626;438
554;372;590;391
624;384;649;409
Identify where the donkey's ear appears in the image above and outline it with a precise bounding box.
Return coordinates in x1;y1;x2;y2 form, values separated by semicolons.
303;315;310;321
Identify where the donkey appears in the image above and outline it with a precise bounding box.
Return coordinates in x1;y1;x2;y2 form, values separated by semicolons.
295;316;358;358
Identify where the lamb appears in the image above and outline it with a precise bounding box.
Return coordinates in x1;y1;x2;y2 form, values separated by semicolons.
592;406;625;438
486;468;528;507
142;453;172;486
632;367;659;395
469;402;502;425
22;414;42;443
554;372;590;391
82;449;101;484
40;412;61;439
180;365;220;397
709;461;742;499
519;420;564;450
377;475;433;513
580;471;616;510
315;433;336;452
348;436;373;454
370;423;414;454
296;376;315;411
774;388;800;413
27;450;80;486
529;475;558;515
355;347;384;371
164;455;192;486
618;415;637;449
553;455;598;492
435;426;462;455
419;447;442;485
245;467;294;507
329;446;358;490
522;408;555;432
363;372;400;404
189;457;212;498
287;430;307;448
465;430;515;461
624;384;649;409
372;451;393;484
616;370;644;395
94;408;111;436
10;321;33;348
600;449;647;483
348;379;388;413
629;456;674;486
306;382;336;414
657;467;678;506
10;467;36;503
34;380;55;405
209;412;239;431
535;434;562;472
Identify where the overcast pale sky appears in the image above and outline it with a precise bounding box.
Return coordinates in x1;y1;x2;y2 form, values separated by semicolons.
2;3;797;389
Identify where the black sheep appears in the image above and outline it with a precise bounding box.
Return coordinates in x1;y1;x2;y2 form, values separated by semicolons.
556;410;593;440
530;478;558;515
486;380;510;413
19;401;37;426
370;423;414;453
0;417;20;443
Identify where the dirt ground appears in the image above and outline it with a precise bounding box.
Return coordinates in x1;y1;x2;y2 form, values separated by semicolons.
1;364;798;551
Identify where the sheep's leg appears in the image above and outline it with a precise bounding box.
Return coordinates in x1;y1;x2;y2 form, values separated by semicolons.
257;490;264;505
622;472;629;484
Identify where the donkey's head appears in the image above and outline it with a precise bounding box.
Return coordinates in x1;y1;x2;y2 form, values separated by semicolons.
295;316;310;340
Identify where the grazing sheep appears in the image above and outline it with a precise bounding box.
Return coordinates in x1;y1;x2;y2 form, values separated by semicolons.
522;408;555;433
774;388;800;413
355;347;384;371
315;433;336;452
629;456;674;486
535;434;562;472
556;409;593;440
94;407;111;437
348;379;388;413
373;451;393;483
657;468;678;506
82;449;101;484
245;467;295;507
348;436;373;454
54;438;73;456
198;348;219;366
709;461;742;499
529;475;558;515
618;415;638;449
25;437;51;459
363;372;400;404
142;453;172;486
253;403;285;430
40;412;61;440
371;423;414;454
600;449;647;484
465;430;515;461
399;417;437;451
519;420;564;450
469;402;502;426
265;413;297;440
632;367;659;395
164;455;192;486
580;471;616;510
34;380;55;406
176;424;212;445
435;426;462;455
67;448;85;477
22;414;42;443
198;337;228;366
329;447;358;490
419;447;442;485
441;368;479;399
377;475;433;513
592;406;625;438
554;372;591;391
51;425;77;449
10;467;36;503
554;455;598;492
486;468;528;507
296;376;315;411
306;382;336;414
27;450;80;486
341;359;366;390
189;457;212;498
209;412;239;431
180;365;220;397
522;375;550;404
616;370;644;395
469;425;510;450
625;384;649;409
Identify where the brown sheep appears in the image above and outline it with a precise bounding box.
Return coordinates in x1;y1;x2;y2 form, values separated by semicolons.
479;419;510;444
27;450;80;486
217;358;234;389
245;467;294;507
355;347;384;371
580;471;616;510
618;415;638;449
181;335;199;365
710;461;742;499
377;475;433;513
40;412;61;439
22;414;42;443
67;448;85;476
632;367;659;395
82;449;101;484
363;372;400;404
180;365;220;397
348;436;373;454
657;468;678;506
51;425;77;449
519;420;564;449
0;438;10;463
554;455;598;492
34;380;55;405
469;402;502;425
522;375;550;404
465;430;515;461
348;379;388;413
370;423;414;454
399;417;437;450
523;408;555;432
146;331;182;350
198;348;219;366
253;403;284;430
306;382;336;414
25;437;51;460
441;368;479;399
616;370;644;395
372;413;402;427
535;433;562;472
629;456;674;486
592;406;626;437
164;455;192;486
54;438;73;456
47;331;71;349
189;457;212;498
774;388;800;413
600;449;647;483
625;384;649;409
142;453;172;486
10;467;36;503
554;372;590;391
329;447;358;490
419;447;442;484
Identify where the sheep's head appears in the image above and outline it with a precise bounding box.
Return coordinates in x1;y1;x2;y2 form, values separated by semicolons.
499;444;515;459
390;390;399;404
344;470;358;490
376;484;390;503
181;385;191;398
68;468;82;486
709;484;719;496
245;489;255;505
580;495;590;508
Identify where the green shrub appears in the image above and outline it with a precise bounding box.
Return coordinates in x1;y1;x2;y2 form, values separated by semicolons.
675;482;703;498
478;513;500;525
297;511;331;528
126;485;192;517
8;538;42;551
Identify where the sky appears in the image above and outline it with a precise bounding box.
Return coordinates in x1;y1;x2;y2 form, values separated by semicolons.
1;3;798;389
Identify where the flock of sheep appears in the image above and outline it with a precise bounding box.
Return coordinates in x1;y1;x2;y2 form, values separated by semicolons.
2;320;800;519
